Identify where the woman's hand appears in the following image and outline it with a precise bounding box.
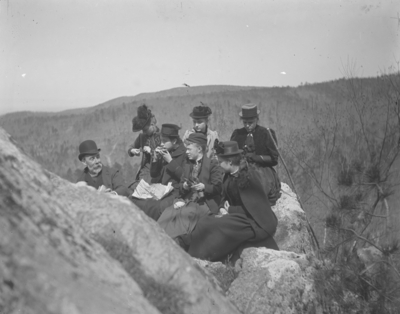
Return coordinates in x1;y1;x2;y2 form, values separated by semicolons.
174;199;186;209
130;148;141;156
216;207;228;218
183;181;190;190
143;146;151;154
191;183;205;191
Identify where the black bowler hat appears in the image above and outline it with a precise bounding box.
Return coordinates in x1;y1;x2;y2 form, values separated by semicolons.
239;103;260;118
161;123;180;137
189;104;212;119
78;140;101;161
186;133;207;146
216;141;242;157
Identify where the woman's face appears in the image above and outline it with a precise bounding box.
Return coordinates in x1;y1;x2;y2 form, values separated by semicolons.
192;118;208;133
143;123;156;136
242;117;258;133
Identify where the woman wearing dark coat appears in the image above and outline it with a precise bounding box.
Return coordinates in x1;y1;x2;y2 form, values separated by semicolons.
181;141;279;262
127;104;161;193
157;133;223;239
130;124;186;220
230;103;281;205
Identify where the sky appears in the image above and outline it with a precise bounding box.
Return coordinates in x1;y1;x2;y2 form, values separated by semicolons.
1;0;399;115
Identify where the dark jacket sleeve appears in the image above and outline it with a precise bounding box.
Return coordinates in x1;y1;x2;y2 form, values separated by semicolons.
150;158;163;180
111;168;129;196
230;129;238;141
127;134;142;157
178;163;191;196
264;128;278;167
165;156;185;182
252;127;279;167
203;159;223;197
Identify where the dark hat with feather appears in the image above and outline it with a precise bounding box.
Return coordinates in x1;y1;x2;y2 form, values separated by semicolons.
132;104;153;132
189;102;212;119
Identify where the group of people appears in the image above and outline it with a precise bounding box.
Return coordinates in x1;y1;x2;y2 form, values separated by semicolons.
76;103;281;261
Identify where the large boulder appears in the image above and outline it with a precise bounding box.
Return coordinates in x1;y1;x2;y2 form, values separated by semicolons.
0;128;239;314
1;133;159;313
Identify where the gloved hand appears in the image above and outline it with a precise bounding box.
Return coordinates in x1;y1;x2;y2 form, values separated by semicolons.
245;152;263;163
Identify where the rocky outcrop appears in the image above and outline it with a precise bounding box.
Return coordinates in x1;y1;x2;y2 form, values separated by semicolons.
1;125;325;314
0;128;239;314
228;248;321;314
273;183;315;255
195;182;323;313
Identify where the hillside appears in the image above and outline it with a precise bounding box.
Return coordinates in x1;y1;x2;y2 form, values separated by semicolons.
1;74;400;244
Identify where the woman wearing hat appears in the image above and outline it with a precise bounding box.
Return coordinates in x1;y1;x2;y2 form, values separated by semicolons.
178;141;279;261
182;104;219;159
157;132;223;239
230;103;281;205
130;123;187;220
127;104;161;193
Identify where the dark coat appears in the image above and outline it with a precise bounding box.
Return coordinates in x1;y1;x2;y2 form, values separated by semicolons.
179;156;223;214
77;165;128;197
220;168;278;235
231;125;278;167
149;142;186;188
127;131;161;169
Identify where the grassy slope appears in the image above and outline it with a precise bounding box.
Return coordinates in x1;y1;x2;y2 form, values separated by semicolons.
1;75;399;243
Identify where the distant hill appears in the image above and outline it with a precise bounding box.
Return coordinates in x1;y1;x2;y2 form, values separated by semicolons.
1;75;399;242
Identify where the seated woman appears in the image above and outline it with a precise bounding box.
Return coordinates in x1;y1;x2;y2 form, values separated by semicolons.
157;133;222;239
127;104;161;193
231;103;281;205
182;104;219;159
179;141;279;262
130;123;186;220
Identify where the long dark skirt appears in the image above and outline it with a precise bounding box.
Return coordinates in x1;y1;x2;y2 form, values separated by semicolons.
186;213;279;262
249;164;281;206
130;190;178;221
157;202;210;239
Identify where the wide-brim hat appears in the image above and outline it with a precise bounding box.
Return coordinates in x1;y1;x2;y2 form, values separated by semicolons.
161;123;180;137
239;103;260;118
132;104;152;132
78;140;101;161
186;132;207;147
189;104;212;119
216;141;242;157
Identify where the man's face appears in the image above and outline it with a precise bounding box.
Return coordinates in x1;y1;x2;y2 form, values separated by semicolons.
242;117;258;133
186;143;201;160
192;118;207;133
218;157;231;173
83;153;102;175
161;136;175;151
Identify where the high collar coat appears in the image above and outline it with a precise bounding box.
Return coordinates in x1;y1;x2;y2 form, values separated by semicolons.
77;165;128;197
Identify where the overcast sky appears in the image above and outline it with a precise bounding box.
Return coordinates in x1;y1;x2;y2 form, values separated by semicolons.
1;0;399;115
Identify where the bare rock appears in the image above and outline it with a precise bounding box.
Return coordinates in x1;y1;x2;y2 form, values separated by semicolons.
0;128;239;314
0;131;159;313
227;248;322;314
273;183;315;255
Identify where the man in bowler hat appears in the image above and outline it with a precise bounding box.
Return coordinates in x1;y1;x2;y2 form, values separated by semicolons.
76;140;128;196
